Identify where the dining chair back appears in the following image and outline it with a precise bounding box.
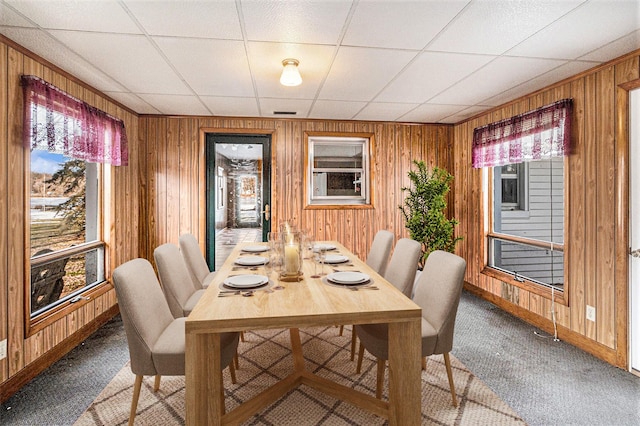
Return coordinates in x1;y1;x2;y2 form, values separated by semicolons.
383;238;422;298
179;233;216;289
113;258;239;425
355;249;466;405
365;230;394;276
154;243;205;318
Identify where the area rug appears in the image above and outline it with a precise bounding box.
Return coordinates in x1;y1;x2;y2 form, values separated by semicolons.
75;326;526;425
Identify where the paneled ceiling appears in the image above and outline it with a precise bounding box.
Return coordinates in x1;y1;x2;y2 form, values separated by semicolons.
1;0;639;124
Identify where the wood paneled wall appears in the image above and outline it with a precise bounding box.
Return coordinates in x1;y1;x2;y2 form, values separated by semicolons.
0;36;140;391
138;118;452;264
453;53;640;367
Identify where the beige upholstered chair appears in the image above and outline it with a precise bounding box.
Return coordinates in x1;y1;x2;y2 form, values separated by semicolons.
355;250;467;405
346;238;422;359
179;233;216;289
112;258;239;426
154;243;205;318
365;230;394;276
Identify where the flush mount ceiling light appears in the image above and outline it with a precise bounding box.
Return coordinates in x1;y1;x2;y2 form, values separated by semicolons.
280;58;302;86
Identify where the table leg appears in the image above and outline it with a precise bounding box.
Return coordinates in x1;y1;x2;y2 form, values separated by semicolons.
289;328;305;373
186;332;222;425
387;318;421;426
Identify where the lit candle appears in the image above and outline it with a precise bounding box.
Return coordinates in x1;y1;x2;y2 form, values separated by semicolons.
284;244;300;274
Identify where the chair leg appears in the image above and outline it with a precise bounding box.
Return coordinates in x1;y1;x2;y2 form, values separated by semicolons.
356;342;365;374
240;331;245;342
422;356;427;370
153;375;161;392
228;361;237;384
375;359;385;399
219;370;226;415
350;329;357;361
129;375;143;426
234;351;240;370
339;325;344;336
443;352;458;407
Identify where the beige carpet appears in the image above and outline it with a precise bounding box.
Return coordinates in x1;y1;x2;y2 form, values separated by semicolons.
75;326;526;425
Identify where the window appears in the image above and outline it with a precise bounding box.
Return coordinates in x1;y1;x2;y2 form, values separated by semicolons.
30;151;105;316
472;99;572;296
496;162;528;212
304;132;372;207
489;157;564;291
22;75;127;327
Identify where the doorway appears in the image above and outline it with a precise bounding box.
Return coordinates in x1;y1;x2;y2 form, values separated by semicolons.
630;88;640;374
205;134;271;270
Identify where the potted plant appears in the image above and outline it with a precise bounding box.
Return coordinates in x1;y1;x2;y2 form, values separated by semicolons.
399;160;462;270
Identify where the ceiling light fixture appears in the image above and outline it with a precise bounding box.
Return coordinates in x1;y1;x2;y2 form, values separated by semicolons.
280;58;302;86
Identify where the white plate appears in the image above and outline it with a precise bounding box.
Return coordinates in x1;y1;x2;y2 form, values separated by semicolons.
234;256;268;266
323;254;349;264
223;274;269;288
327;271;370;285
242;245;269;253
313;243;337;252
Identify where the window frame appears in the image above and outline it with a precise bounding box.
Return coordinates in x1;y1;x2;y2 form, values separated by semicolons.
482;156;569;306
303;131;374;209
25;146;108;337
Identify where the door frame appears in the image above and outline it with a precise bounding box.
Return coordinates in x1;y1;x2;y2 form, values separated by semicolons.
201;129;274;270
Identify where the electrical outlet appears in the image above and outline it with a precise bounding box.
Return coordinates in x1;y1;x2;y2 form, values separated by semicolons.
0;339;6;360
586;305;596;322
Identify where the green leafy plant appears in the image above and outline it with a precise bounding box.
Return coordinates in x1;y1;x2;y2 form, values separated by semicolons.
399;160;462;269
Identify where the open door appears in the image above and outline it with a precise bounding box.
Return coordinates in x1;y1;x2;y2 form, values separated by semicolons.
205;134;271;270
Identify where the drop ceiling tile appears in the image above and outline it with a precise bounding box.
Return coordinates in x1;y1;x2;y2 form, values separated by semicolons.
247;41;335;99
319;46;417;102
354;102;418;122
138;94;210;115
0;27;126;93
155;37;253;97
399;103;469;124
201;96;260;118
0;2;36;26
444;105;491;124
5;0;140;33
481;60;599;106
430;56;567;106
259;98;313;118
50;30;190;95
124;0;242;39
308;100;367;120
343;0;467;49
429;0;584;55
241;0;352;44
376;51;496;103
579;29;640;62
104;91;161;114
508;0;640;59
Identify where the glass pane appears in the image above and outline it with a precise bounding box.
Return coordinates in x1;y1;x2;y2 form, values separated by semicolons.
494;157;564;244
313;172;362;197
30;150;89;257
501;178;518;204
31;247;104;314
313;143;363;169
490;239;564;290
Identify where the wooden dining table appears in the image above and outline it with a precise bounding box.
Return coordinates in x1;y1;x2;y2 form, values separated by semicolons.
185;241;422;425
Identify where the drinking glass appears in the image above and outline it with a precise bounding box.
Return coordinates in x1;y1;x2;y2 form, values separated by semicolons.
312;247;326;278
270;242;284;290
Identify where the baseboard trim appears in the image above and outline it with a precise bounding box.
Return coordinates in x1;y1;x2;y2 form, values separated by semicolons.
464;283;623;369
0;305;120;403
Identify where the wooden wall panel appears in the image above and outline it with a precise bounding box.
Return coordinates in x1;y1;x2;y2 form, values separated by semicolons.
453;54;640;367
139;117;453;269
0;37;139;391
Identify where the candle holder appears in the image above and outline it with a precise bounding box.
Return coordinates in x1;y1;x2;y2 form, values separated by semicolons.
280;230;303;282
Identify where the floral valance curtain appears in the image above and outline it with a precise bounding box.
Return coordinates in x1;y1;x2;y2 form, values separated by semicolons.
21;75;128;166
472;98;572;168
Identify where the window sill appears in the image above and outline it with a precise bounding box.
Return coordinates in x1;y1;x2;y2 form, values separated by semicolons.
304;203;374;210
27;281;113;337
481;266;568;306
